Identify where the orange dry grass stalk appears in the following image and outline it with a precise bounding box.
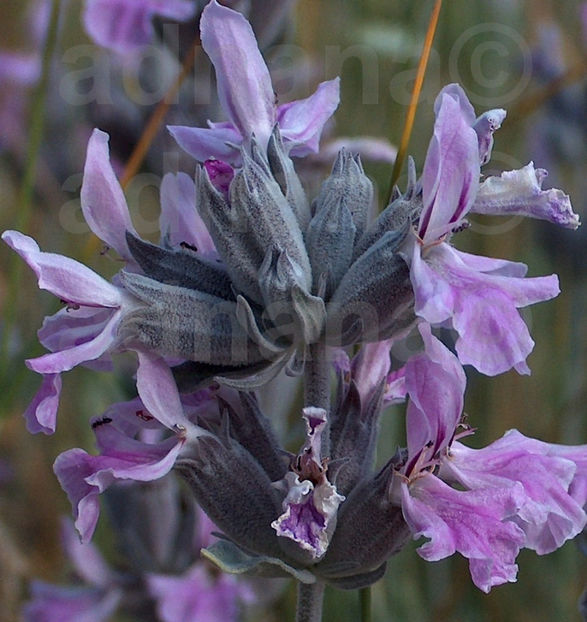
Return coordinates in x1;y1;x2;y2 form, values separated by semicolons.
387;0;442;203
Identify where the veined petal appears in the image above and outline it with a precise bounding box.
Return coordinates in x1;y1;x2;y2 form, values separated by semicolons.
272;472;344;559
433;83;476;124
278;78;341;156
95;396;163;437
273;408;344;559
383;367;407;405
168;124;243;164
26;310;122;374
53;448;101;543
54;428;183;543
433;84;506;165
449;250;528;278
2;231;122;308
442;432;587;555
401;474;525;593
446;246;559;308
91;424;183;477
200;0;275;147
408;235;455;326
405;324;465;461
472;162;580;229
419;92;480;241
444;248;558;375
537;443;587;507
38;307;113;355
452;289;534;376
409;240;559;376
81;129;136;259
473;108;506;165
204;159;234;201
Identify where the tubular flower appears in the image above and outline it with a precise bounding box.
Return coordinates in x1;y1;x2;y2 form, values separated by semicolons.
394;325;587;593
54;352;209;543
2;128;188;433
1;229;140;434
401;84;578;376
169;0;340;164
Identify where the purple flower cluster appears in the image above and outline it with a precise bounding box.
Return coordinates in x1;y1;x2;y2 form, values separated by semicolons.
24;481;254;622
4;0;585;617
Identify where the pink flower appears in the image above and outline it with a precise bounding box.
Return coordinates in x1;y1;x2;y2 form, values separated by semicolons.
169;1;340;164
402;84;571;376
396;325;587;592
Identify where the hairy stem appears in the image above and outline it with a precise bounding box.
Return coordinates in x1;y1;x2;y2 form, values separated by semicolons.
296;582;325;622
304;342;330;411
304;341;331;456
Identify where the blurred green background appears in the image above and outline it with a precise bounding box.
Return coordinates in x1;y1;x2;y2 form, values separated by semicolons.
0;1;585;621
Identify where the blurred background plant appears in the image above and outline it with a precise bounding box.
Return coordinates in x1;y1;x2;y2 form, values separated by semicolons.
0;1;585;621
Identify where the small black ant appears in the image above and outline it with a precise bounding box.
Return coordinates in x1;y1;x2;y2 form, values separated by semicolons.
91;416;113;429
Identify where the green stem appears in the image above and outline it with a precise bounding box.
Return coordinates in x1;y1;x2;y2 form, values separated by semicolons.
296;582;325;622
360;587;372;622
0;0;62;394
